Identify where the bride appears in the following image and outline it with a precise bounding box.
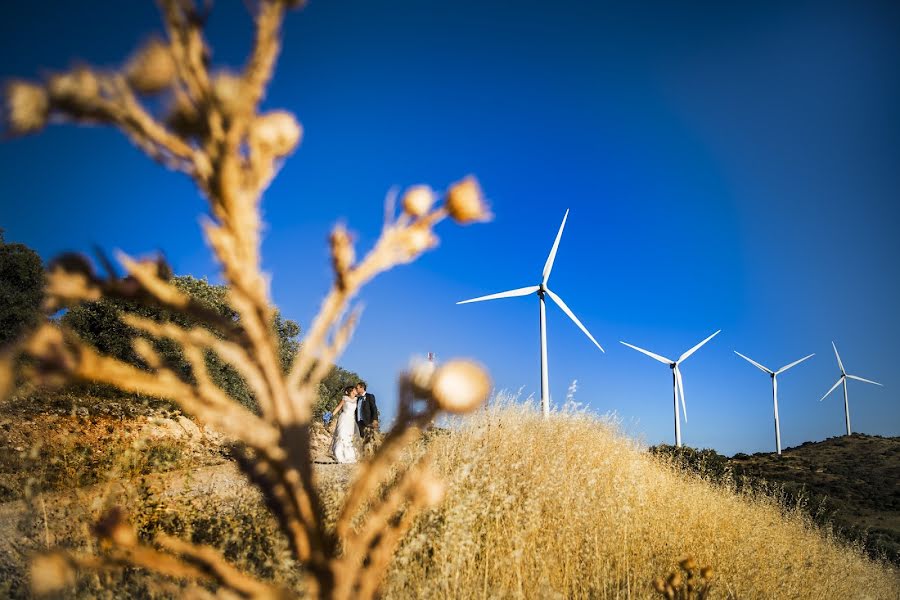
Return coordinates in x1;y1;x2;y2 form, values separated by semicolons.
330;385;359;464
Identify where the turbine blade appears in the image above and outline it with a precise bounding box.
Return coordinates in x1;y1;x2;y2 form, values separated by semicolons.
846;374;883;387
820;376;844;401
675;366;687;423
619;341;673;365
832;341;845;374
545;288;604;352
456;285;540;304
734;351;773;375
678;330;721;363
542;209;569;285
776;353;815;375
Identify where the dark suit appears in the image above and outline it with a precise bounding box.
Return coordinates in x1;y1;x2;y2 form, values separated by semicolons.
356;392;379;437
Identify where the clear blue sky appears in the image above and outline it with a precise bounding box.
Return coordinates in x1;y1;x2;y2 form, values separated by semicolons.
2;1;898;455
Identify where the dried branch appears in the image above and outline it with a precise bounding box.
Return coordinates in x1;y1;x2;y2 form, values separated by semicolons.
4;2;494;599
157;534;287;599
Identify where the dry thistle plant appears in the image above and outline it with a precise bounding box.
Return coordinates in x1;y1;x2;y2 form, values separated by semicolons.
652;555;713;600
1;1;492;598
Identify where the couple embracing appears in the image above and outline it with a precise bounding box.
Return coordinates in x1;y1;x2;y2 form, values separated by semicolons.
330;381;378;464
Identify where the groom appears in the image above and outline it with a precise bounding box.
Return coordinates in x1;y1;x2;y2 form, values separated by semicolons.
355;381;379;440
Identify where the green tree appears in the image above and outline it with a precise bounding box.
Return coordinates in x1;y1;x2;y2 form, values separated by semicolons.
61;274;358;414
0;229;45;348
62;275;303;411
315;364;362;419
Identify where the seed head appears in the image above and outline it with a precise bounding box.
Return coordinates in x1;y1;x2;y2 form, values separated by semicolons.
652;577;667;593
430;360;491;414
417;473;446;507
402;224;437;258
212;71;246;115
679;555;697;572
446;176;490;224
408;358;436;397
402;185;435;218
5;81;49;134
253;110;302;157
667;571;683;588
127;38;176;94
48;68;100;109
30;553;75;596
700;566;713;580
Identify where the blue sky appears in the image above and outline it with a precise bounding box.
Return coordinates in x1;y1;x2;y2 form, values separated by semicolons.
2;1;898;454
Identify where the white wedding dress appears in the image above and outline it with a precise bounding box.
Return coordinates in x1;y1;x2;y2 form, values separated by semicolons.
331;395;358;464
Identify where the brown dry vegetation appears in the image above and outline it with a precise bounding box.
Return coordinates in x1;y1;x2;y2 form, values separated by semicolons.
1;400;898;598
384;401;900;599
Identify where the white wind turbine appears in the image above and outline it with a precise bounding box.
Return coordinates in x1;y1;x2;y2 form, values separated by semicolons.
734;351;815;455
821;342;883;435
620;331;720;447
457;209;604;417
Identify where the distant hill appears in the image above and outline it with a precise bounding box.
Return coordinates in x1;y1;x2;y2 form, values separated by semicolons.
651;434;900;565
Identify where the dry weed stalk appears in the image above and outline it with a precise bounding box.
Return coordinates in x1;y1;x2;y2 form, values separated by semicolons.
3;2;491;598
651;555;713;600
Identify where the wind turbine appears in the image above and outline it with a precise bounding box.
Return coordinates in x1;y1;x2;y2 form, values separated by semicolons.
821;342;883;435
619;331;720;447
457;209;604;417
734;351;815;455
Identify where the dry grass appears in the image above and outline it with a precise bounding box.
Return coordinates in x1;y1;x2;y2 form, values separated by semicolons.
385;399;900;599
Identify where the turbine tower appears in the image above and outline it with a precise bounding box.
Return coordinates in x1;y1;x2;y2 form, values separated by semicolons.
821;342;883;435
457;209;604;417
734;351;814;455
620;331;720;447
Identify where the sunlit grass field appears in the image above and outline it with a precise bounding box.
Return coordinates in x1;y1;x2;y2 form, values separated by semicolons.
2;397;897;598
383;400;899;599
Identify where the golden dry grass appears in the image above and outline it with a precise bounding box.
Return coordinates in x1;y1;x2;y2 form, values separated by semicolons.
385;401;899;599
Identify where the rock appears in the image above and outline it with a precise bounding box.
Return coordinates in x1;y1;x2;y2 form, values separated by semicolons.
176;416;201;438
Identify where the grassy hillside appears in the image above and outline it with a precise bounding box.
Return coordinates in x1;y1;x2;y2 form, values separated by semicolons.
652;434;900;565
2;399;897;598
384;405;898;598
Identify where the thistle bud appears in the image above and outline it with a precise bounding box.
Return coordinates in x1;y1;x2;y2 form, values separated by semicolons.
330;226;354;272
652;577;667;593
402;185;435;218
446;176;490;224
253;110;302;157
679;555;697;572
408;358;436;397
30;553;75;596
402;225;437;258
47;68;100;108
430;360;491;414
700;566;713;580
126;38;176;94
212;71;245;115
5;81;49;134
667;571;682;588
417;474;446;507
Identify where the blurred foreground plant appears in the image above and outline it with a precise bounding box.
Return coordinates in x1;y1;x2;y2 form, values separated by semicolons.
2;1;491;598
652;555;713;600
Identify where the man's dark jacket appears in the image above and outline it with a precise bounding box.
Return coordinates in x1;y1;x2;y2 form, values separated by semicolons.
357;392;379;426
